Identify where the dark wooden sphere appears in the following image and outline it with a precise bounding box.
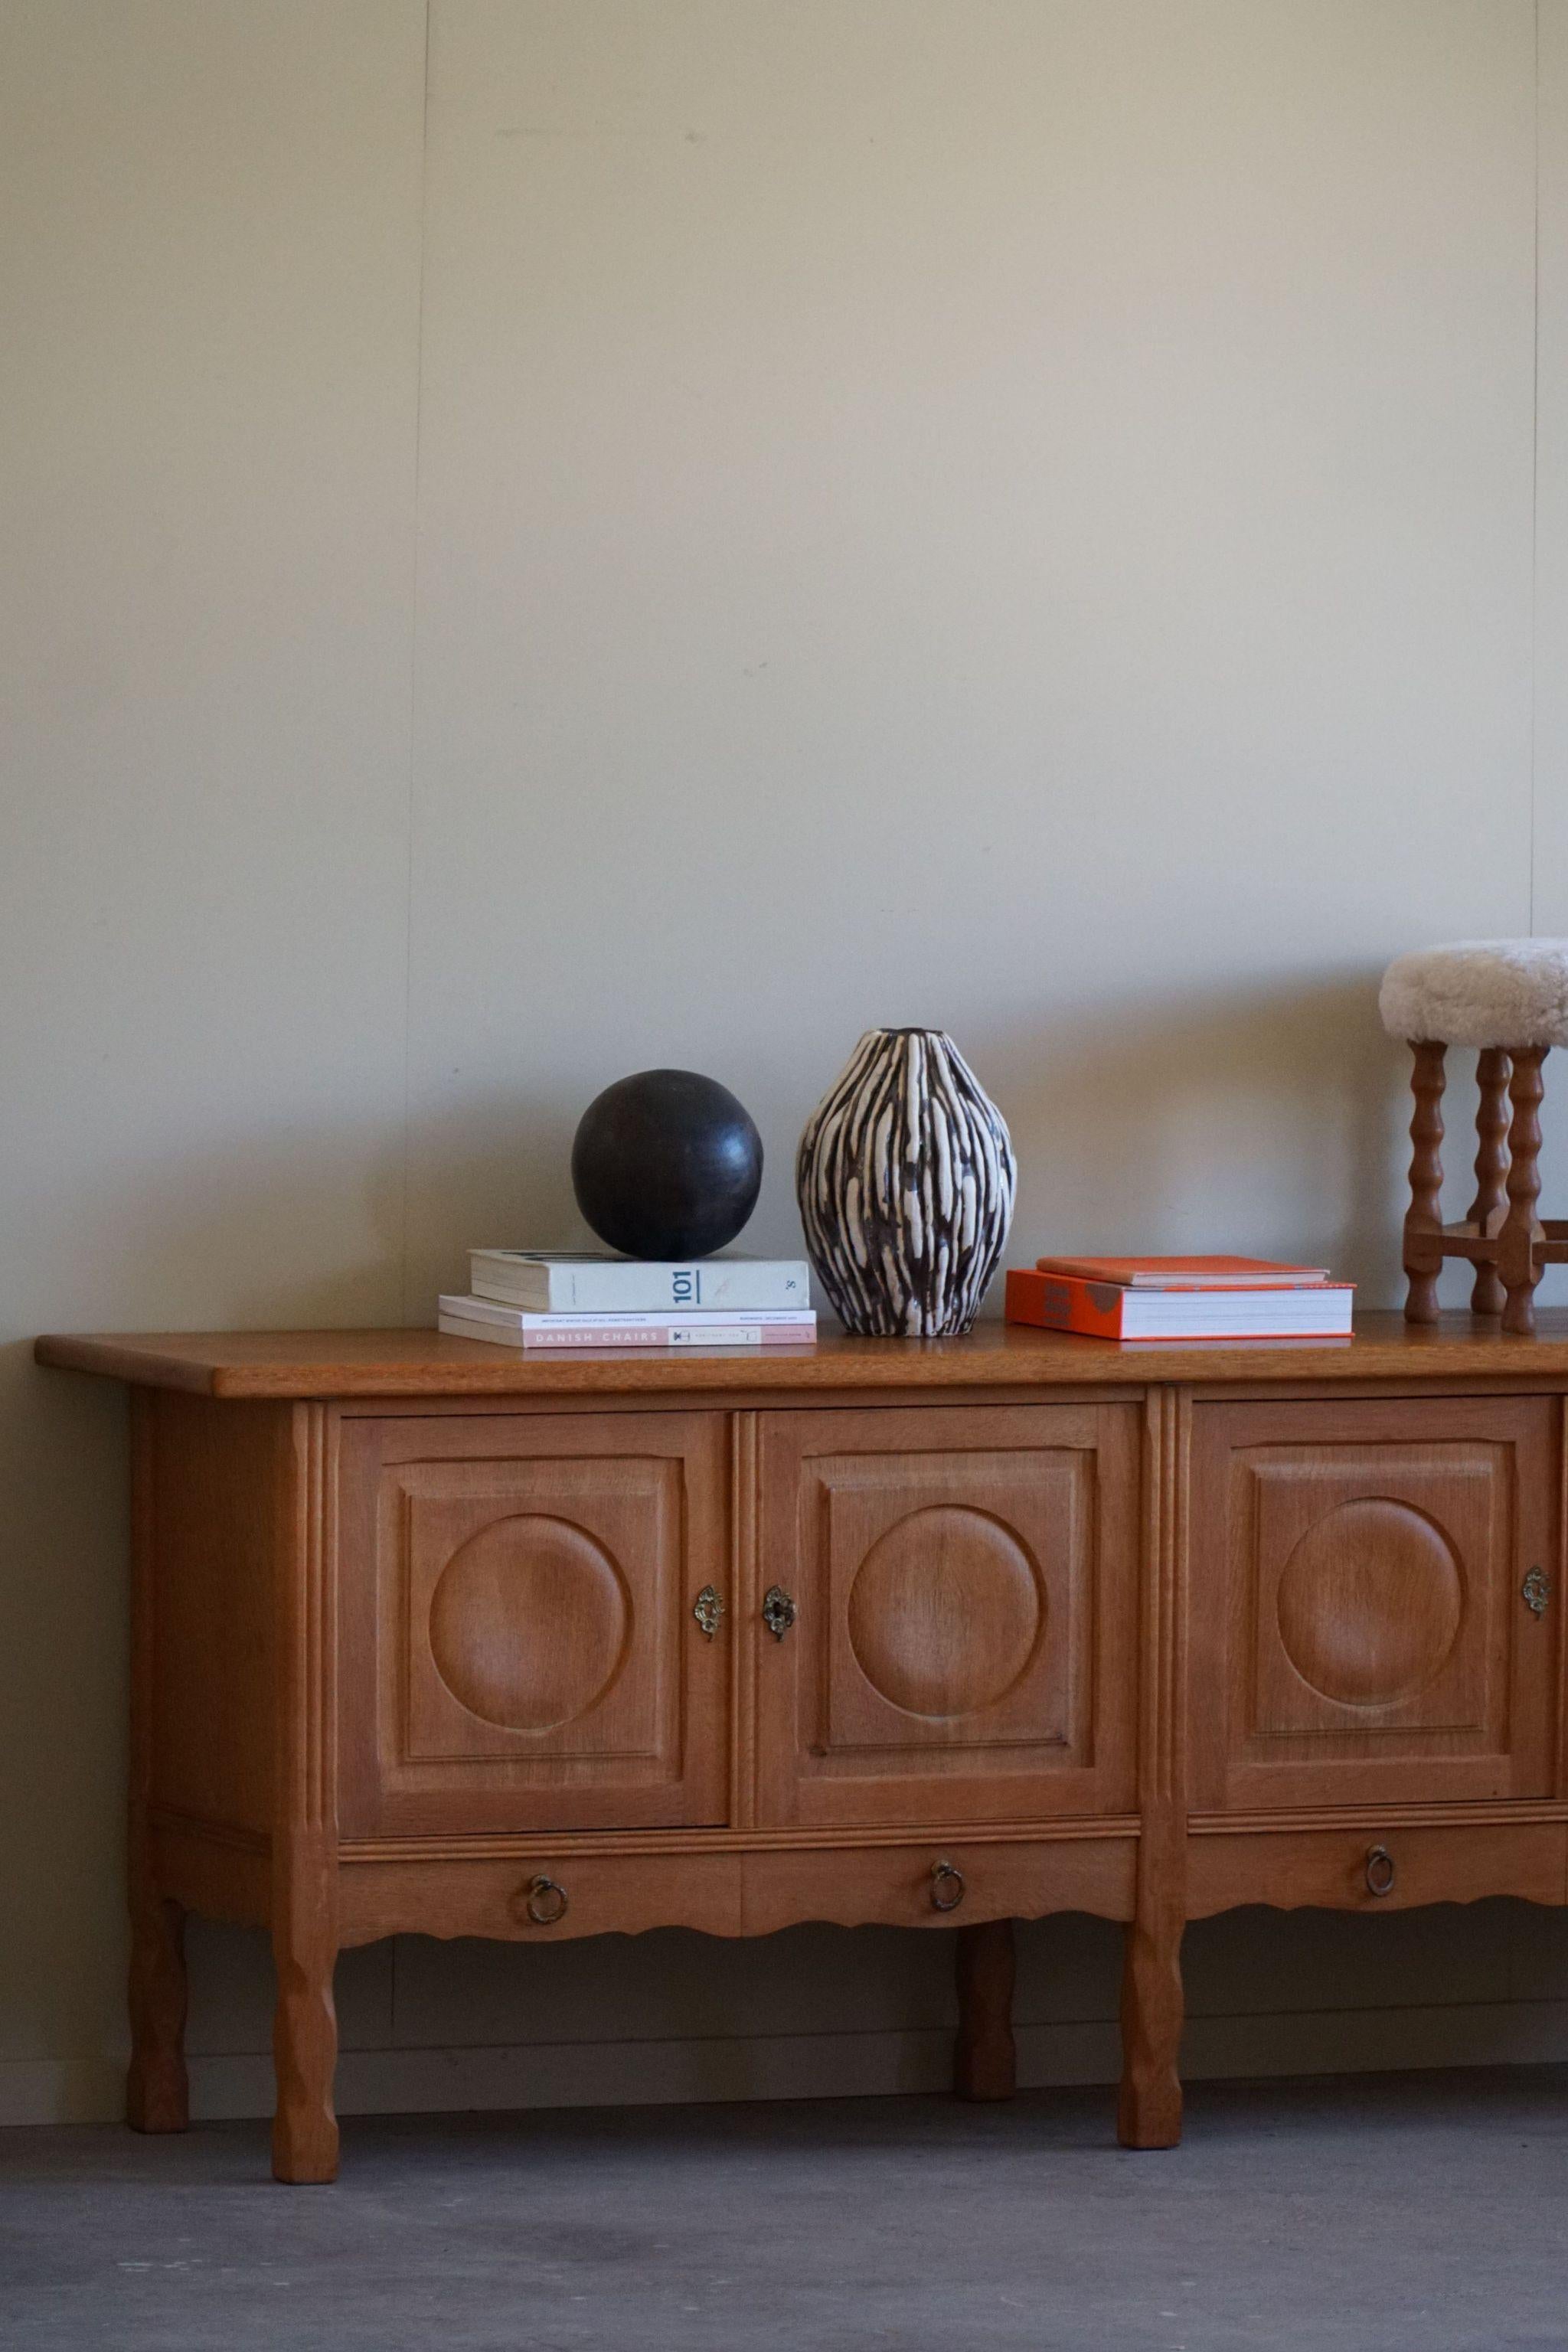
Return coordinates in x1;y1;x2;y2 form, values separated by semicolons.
570;1068;763;1259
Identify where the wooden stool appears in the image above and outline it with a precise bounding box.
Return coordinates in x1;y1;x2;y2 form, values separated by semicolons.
1381;940;1568;1334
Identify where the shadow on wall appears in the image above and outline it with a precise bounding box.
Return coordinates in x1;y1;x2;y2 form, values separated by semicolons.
397;1083;589;1319
196;967;1508;1323
22;964;1546;1348
399;972;1419;1314
970;969;1413;1305
11;1088;583;1335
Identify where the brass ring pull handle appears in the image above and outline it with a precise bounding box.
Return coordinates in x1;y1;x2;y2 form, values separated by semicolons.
1365;1845;1396;1899
929;1860;966;1913
522;1873;568;1927
762;1586;797;1641
1523;1567;1552;1619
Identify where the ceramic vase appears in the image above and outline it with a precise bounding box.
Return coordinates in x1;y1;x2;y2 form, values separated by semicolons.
795;1027;1017;1337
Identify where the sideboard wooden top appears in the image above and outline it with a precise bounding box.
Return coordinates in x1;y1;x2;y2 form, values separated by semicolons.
34;1311;1568;1400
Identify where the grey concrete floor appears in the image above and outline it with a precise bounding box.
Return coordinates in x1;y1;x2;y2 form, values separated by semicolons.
3;2069;1568;2350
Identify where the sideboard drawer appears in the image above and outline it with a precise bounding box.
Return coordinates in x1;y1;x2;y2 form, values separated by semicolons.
1187;1821;1568;1917
336;1411;730;1838
740;1836;1137;1934
338;1849;744;1945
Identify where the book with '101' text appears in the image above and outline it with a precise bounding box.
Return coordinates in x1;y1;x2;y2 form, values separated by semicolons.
469;1250;812;1313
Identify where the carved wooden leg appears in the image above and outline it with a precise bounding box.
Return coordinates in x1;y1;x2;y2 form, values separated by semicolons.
126;1883;188;2134
271;1834;338;2184
953;1919;1016;2101
1499;1047;1547;1337
1403;1039;1447;1323
1468;1047;1511;1316
1118;1905;1183;2148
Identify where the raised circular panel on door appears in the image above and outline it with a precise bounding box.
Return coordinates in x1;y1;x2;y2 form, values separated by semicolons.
847;1504;1044;1719
429;1513;630;1732
1276;1497;1462;1708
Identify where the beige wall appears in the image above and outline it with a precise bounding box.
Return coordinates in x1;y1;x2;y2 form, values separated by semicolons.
5;0;1568;2125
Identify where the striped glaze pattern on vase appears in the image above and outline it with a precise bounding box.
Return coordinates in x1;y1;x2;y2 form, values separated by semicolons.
795;1028;1017;1337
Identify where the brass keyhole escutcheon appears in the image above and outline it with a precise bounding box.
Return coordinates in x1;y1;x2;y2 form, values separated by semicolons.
929;1860;966;1913
692;1585;724;1640
1364;1846;1396;1899
1523;1568;1552;1619
762;1586;797;1641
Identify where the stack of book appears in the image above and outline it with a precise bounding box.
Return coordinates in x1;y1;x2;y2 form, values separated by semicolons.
1004;1255;1354;1340
439;1250;816;1351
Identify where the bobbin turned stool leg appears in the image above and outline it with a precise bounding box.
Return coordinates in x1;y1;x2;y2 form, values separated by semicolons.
1499;1047;1548;1336
1384;942;1568;1330
1402;1040;1446;1324
1467;1049;1511;1316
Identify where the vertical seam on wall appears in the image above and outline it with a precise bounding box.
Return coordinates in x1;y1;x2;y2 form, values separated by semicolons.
400;0;434;1331
1532;0;1541;934
391;2;434;2053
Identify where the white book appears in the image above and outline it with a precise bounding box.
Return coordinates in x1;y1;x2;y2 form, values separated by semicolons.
1109;1289;1352;1338
469;1250;812;1314
442;1294;816;1331
439;1309;816;1351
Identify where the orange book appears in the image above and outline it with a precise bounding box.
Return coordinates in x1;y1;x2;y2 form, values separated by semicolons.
1033;1254;1329;1290
1005;1267;1353;1341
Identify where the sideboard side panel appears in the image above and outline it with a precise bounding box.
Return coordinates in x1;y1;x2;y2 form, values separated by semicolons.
127;1390;188;2132
148;1392;292;1844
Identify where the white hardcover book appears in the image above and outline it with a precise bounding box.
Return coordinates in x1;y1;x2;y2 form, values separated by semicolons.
468;1250;812;1314
439;1312;816;1351
1114;1288;1353;1338
440;1294;816;1332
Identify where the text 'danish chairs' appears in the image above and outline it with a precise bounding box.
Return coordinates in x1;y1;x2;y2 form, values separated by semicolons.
1381;939;1568;1334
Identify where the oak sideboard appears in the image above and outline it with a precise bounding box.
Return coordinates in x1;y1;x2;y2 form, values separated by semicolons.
35;1314;1568;2182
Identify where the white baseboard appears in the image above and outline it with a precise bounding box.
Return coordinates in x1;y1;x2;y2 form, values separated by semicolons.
0;2058;126;2127
6;2001;1568;2130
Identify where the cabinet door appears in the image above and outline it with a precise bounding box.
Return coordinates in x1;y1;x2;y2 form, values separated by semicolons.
1189;1396;1557;1811
753;1403;1139;1829
337;1411;728;1837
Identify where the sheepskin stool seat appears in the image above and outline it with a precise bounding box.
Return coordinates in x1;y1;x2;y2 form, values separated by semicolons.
1380;939;1568;1334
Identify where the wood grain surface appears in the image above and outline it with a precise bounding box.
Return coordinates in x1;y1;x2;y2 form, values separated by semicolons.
953;1919;1018;2100
88;1304;1568;2171
335;1410;730;1839
752;1402;1140;1830
1187;1393;1557;1812
36;1310;1568;1398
